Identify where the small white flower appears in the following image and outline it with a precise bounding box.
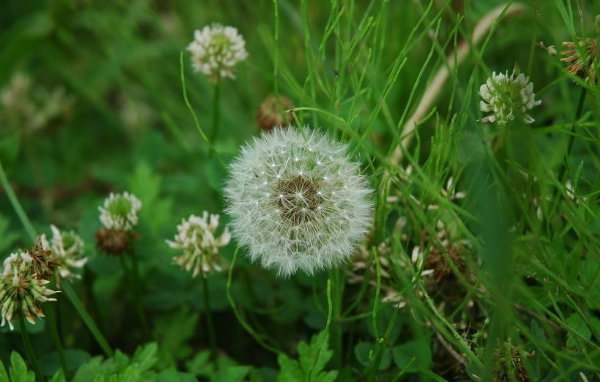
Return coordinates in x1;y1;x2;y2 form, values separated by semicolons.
41;225;87;282
166;212;231;278
479;70;541;125
0;252;58;330
187;23;248;84
225;127;373;277
99;192;142;231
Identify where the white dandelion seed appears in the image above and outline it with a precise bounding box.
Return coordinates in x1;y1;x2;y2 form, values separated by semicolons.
225;127;373;277
166;212;231;278
187;23;248;84
99;192;142;231
479;70;541;125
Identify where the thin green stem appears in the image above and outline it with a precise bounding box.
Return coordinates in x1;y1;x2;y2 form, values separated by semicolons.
0;159;36;241
19;314;45;382
179;52;225;167
62;282;114;357
209;82;221;144
330;269;344;369
226;248;282;355
0;154;113;358
46;303;69;381
554;87;586;206
201;276;218;361
562;87;587;178
126;252;150;338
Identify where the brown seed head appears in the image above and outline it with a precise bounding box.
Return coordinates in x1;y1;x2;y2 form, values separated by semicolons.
561;37;599;83
425;246;466;282
95;228;135;255
256;94;295;132
25;236;60;278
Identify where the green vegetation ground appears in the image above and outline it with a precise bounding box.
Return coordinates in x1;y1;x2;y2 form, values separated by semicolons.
1;0;600;381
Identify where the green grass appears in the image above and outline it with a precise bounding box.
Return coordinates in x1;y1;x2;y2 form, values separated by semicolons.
1;0;600;381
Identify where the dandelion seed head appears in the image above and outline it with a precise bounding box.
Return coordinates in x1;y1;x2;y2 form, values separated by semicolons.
225;127;373;277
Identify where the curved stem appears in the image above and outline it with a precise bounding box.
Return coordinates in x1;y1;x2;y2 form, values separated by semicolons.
62;283;113;357
46;303;69;381
210;83;221;145
19;314;45;382
226;248;281;355
201;276;217;361
0;158;36;241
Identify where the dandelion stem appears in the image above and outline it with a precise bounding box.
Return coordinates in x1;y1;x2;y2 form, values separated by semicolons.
19;313;45;382
0;154;113;358
201;276;218;361
226;248;282;355
210;82;220;145
47;303;69;381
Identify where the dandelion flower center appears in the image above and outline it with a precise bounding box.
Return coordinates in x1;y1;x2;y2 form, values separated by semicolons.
275;176;323;225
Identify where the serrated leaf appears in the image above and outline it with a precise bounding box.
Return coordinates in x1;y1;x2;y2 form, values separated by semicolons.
278;331;338;382
211;366;252;382
185;350;212;377
156;368;198;382
132;343;158;373
9;352;35;382
277;354;302;382
0;357;8;382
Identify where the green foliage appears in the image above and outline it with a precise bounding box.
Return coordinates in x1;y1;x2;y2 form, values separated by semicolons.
1;0;600;380
7;352;35;382
278;331;338;382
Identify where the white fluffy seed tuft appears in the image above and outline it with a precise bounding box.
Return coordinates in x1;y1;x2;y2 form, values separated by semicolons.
225;127;373;277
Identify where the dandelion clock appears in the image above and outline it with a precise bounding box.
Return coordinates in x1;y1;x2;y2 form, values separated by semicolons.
225;127;373;277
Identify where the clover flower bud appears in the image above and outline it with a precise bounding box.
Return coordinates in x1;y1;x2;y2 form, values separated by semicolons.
256;94;295;132
41;225;87;285
0;252;58;330
99;192;142;231
561;37;599;84
479;70;541;125
166;212;231;278
187;23;248;84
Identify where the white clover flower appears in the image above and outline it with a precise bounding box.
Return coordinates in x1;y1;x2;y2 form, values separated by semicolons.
0;252;58;330
479;70;541;125
166;212;231;278
99;192;142;231
187;23;248;84
225;127;373;277
41;225;87;283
